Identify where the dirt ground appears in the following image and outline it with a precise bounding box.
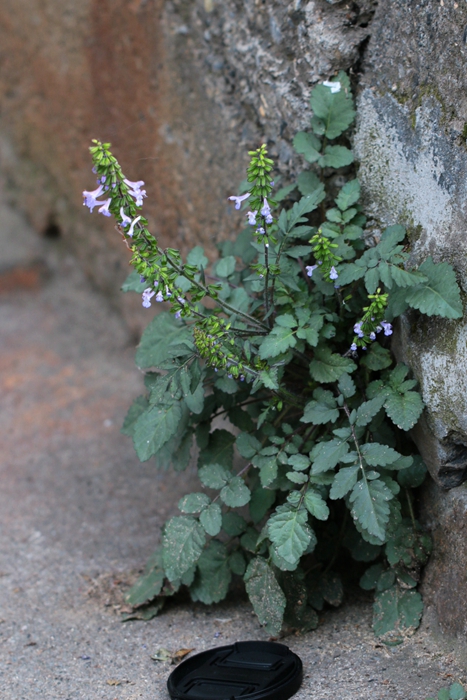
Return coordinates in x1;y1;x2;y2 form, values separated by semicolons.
0;201;466;699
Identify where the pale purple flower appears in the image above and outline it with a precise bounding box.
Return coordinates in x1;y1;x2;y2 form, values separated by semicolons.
370;332;376;341
175;310;181;319
120;207;132;228
127;216;142;237
229;192;250;209
100;175;107;183
142;288;156;308
354;322;364;338
256;227;265;235
323;80;341;94
350;343;357;351
381;321;393;336
329;266;338;280
155;291;164;302
247;211;257;225
260;198;273;224
83;184;105;211
306;264;318;277
129;188;147;206
98;198;112;217
140;276;146;283
124;178;145;192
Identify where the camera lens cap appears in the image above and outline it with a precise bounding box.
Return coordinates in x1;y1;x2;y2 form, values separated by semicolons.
167;640;303;700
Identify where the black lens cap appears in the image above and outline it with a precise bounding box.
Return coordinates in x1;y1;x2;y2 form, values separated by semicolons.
167;640;303;700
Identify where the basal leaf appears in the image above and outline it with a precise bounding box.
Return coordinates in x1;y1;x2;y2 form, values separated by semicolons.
199;502;222;536
162;516;206;581
268;506;313;565
190;540;231;604
133;402;183;462
329;466;359;499
404;257;462;319
244;557;286;635
297;171;321;196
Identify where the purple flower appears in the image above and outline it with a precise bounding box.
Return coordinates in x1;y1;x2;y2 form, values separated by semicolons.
381;321;393;336
247;211;257;225
140;276;146;283
256;226;265;235
124;178;145;192
260;198;273;224
353;322;364;338
130;189;147;206
142;288;155;308
155;291;164;302
306;264;318;277
82;184;105;211
98;198;112;217
350;343;357;352
120;207;132;228
329;266;338;280
228;192;250;209
370;331;376;340
175;310;181;319
127;216;142;237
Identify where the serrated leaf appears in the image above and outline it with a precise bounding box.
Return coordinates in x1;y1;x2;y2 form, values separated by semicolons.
360;443;401;467
259;326;297;358
309;348;356;383
404;257;463;318
301;389;339;425
320;145;354;168
187;245;208;269
178;493;210;514
244;557;286;635
121;270;148;293
199;502;222;536
162;516;206;581
136;312;193;368
449;683;467;699
389;265;428;288
252;454;278;487
384;388;424;431
335;179;360;211
220;476;251;507
330;466;360;499
373;586;423;639
190;540;231;604
310;84;356;139
268;506;313;565
361;343;393;371
338;372;356;398
198;429;235;469
121;395;149;437
215;255;236;278
350;478;393;541
229;550;246;576
288;454;310;471
286;187;326;231
304;489;329;520
198;463;231;489
125;567;164;607
184;381;205;414
359;563;384;591
356;395;387;427
133;402;183;462
297;171;321;196
249;487;276;523
397;455;427;488
236;432;261;459
310;438;350;474
293;131;321;163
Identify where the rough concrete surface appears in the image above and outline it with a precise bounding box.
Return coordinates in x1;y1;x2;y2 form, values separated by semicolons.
1;200;466;699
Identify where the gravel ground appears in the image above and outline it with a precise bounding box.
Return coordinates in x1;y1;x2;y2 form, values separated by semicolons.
0;205;465;699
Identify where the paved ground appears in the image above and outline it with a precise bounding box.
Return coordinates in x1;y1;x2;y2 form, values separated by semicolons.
0;201;466;699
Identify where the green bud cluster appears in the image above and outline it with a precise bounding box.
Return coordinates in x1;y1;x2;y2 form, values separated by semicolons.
246;144;275;213
352;288;389;348
309;229;342;278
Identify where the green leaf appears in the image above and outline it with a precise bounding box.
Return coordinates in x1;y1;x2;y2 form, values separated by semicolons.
356;395;387;427
361;343;393;371
198;463;231;489
187;245;208;269
449;683;467;700
250;487;276;523
373;586;423;640
178;492;211;514
244;557;286;635
215;255;236;278
320;145;354;168
215;374;239;394
359;563;384;591
229;550;247;576
121;395;149;437
338;372;356;398
222;512;247;536
125;567;164;607
304;489;330;520
350;478;394;541
310;438;350;474
259;326;297;359
184;381;205;414
121;270;147;293
220;476;251;507
162;516;206;581
252;454;278;487
404;257;463;318
329;466;359;499
199;502;222;536
360;442;401;467
133;402;183;462
236;432;261;459
136;312;194;368
297;171;321;196
198;429;235;469
389;265;428;288
286;187;326;231
384;388;424;431
302;388;339;425
293;131;321;163
397;455;427;488
190;540;231;604
309;348;356;383
310;84;356;139
268;506;313;565
335;179;360;211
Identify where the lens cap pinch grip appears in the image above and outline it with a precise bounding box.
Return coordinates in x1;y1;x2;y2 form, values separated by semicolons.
167;640;303;700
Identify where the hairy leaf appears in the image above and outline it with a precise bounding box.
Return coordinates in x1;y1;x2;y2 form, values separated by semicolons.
198;463;231;489
259;326;297;359
335;179;360;211
199;502;222;536
162;516;206;581
293;131;321;163
384;388;424;431
136;312;193;368
350;478;394;541
198;429;235;469
373;586;423;640
404;257;462;319
125;567;164;607
310;438;350;474
304;489;330;520
220;476;251;507
310;84;356;139
320;145;354;168
302;388;339;425
268;506;313;565
178;493;211;514
330;466;360;499
190;540;231;604
309;348;356;383
244;557;286;635
133;402;183;462
360;443;401;467
121;395;149;437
